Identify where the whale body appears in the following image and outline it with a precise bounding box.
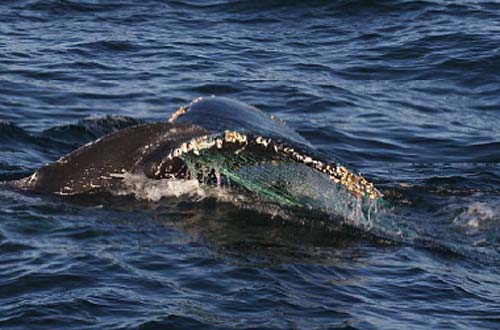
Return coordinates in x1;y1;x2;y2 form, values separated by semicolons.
15;97;381;204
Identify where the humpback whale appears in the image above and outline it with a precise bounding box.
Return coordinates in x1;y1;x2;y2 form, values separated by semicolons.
14;97;381;208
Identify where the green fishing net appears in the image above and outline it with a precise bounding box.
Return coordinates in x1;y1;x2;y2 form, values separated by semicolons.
180;141;378;228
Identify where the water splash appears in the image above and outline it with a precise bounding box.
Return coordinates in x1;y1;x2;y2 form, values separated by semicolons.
111;172;205;202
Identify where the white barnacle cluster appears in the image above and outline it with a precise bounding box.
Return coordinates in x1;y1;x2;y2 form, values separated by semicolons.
170;135;216;158
155;135;213;177
168;105;187;123
168;96;205;123
223;130;248;144
252;137;381;200
255;136;271;147
318;164;380;200
168;130;248;160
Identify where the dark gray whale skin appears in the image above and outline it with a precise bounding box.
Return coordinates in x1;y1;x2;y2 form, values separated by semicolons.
15;122;207;195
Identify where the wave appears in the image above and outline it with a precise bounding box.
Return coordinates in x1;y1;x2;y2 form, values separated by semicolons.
0;121;34;142
41;115;144;147
68;40;141;54
0;115;142;150
168;0;434;13
19;0;128;14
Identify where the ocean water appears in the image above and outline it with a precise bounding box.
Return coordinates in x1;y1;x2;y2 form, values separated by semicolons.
1;0;499;329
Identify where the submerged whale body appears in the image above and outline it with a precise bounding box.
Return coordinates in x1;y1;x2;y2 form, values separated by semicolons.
15;97;381;211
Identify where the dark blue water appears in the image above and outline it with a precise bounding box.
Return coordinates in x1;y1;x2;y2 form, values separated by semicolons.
1;1;499;329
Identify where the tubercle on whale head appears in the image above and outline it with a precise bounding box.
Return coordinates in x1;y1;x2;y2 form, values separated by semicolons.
161;130;382;201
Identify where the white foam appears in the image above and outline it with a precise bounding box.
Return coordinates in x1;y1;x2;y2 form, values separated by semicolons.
453;202;499;230
110;171;248;205
111;172;205;202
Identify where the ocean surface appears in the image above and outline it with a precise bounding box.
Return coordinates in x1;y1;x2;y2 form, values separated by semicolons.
1;0;499;329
